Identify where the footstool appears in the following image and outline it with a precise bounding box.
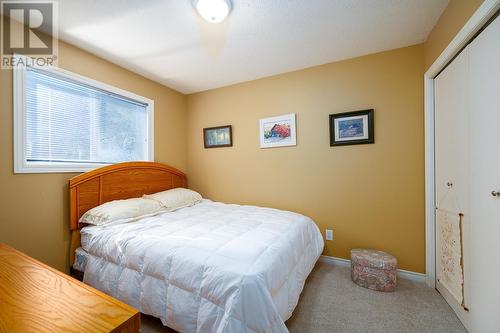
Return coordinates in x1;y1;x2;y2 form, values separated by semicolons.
351;249;397;292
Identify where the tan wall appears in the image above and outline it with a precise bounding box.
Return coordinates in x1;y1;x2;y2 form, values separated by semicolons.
186;45;425;273
424;0;484;69
0;40;187;272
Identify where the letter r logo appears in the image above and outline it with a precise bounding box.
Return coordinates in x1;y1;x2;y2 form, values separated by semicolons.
1;1;54;55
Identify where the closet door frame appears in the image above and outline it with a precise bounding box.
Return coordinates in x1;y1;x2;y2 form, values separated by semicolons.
424;0;500;288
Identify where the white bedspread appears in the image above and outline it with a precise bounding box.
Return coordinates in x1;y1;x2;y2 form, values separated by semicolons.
81;200;324;333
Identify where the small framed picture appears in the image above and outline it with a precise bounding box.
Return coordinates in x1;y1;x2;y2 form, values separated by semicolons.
329;109;374;146
203;125;232;148
259;113;296;148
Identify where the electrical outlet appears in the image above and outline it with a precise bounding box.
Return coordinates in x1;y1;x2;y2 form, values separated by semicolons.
325;229;333;241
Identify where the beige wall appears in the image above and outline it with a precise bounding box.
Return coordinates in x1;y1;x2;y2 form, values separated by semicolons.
424;0;484;69
0;40;187;272
186;45;425;273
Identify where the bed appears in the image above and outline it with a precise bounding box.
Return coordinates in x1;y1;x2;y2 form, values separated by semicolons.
69;162;323;333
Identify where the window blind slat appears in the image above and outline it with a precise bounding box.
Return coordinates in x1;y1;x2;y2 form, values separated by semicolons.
25;68;149;165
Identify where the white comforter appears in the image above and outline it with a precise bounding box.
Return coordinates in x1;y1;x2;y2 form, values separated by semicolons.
81;200;323;333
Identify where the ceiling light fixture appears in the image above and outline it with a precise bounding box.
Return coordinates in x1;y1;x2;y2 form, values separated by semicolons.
195;0;231;24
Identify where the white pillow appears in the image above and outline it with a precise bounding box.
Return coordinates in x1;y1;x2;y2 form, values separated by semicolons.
79;197;163;226
143;188;202;211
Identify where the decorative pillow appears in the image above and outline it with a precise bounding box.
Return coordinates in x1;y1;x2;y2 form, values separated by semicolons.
143;188;202;211
79;197;164;226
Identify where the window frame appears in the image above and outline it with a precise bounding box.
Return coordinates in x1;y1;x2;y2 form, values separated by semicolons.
13;55;155;174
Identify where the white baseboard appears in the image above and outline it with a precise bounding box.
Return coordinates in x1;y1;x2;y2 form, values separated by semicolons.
319;255;350;267
319;255;427;283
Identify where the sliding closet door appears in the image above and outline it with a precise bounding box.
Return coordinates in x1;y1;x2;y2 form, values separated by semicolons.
434;47;470;330
468;14;500;332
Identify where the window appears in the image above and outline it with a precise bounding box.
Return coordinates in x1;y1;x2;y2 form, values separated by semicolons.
13;57;154;173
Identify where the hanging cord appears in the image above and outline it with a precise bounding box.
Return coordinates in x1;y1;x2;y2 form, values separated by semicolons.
458;213;469;311
436;182;462;215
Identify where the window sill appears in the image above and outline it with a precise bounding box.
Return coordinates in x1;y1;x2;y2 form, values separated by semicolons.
14;162;114;174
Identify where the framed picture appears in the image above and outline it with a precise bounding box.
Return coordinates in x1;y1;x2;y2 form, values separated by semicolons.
259;113;296;148
203;125;232;148
329;109;374;146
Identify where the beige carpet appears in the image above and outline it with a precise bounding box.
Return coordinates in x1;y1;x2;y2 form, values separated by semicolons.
141;262;466;333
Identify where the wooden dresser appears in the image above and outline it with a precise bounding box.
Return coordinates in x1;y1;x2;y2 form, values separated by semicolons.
0;243;140;332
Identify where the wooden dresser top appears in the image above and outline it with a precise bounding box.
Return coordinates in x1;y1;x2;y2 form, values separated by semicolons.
0;243;139;332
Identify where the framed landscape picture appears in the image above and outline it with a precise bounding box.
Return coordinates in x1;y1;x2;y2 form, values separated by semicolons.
259;113;296;148
329;109;374;146
203;125;232;148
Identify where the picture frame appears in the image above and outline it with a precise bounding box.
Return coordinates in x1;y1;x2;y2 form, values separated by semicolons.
329;109;374;146
203;125;232;148
259;113;297;148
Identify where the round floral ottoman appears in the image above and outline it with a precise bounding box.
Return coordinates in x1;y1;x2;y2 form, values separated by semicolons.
351;249;397;292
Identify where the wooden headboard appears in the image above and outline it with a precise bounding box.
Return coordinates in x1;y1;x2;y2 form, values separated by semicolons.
69;161;187;231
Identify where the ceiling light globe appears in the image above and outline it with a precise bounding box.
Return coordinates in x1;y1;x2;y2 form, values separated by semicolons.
196;0;230;23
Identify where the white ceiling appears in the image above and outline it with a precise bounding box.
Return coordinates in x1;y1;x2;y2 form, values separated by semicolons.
57;0;448;94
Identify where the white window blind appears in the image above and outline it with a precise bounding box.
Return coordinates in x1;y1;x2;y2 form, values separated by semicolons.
14;61;154;173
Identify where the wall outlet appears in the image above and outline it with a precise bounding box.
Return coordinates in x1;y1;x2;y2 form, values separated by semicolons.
325;229;333;241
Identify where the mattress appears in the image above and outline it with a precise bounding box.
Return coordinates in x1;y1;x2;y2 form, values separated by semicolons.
81;199;324;333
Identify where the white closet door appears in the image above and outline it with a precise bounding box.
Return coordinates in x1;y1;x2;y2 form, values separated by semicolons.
435;48;470;213
434;46;470;330
468;14;500;332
